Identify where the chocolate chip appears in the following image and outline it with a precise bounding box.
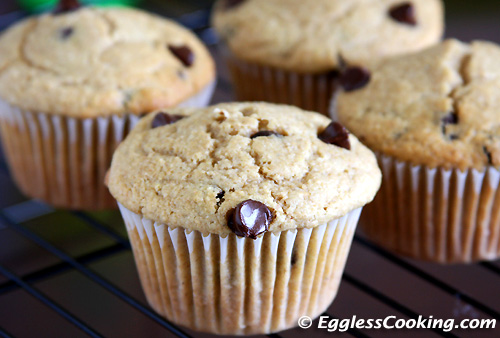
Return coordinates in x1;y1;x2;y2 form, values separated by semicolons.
53;0;81;14
340;67;371;92
227;200;272;239
483;146;493;165
151;112;184;128
318;122;351;150
223;0;246;10
442;112;459;125
60;27;74;39
168;45;194;67
441;112;459;139
250;131;282;139
389;2;417;26
216;190;225;209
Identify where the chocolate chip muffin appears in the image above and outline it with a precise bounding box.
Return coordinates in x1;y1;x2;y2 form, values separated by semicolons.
0;0;215;209
212;0;444;115
336;39;500;263
107;102;381;335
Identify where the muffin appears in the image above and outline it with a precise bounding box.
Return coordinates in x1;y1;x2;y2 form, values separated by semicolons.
107;102;381;335
212;0;444;115
336;39;500;263
0;0;215;209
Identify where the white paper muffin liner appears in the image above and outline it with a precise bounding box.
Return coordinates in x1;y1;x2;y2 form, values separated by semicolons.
0;82;215;210
361;153;500;263
117;203;362;335
221;45;338;116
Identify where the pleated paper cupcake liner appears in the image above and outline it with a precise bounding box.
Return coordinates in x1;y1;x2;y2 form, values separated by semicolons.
361;153;500;263
0;82;215;210
118;203;362;335
221;46;338;116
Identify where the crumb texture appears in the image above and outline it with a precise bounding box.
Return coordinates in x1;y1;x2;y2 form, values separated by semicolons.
0;7;215;117
212;0;443;73
108;103;381;235
337;39;500;170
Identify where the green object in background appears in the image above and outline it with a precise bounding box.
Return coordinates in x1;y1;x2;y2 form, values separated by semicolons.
18;0;141;12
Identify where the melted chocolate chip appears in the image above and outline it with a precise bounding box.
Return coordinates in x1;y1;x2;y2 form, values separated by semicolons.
250;131;282;139
223;0;246;10
168;45;194;67
60;27;74;39
442;112;459;125
340;67;371;92
483;146;493;165
389;2;417;26
151;112;184;128
318;122;351;150
53;0;82;14
227;200;272;239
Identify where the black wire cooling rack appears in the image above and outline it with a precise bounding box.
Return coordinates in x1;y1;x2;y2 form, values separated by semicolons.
0;3;499;338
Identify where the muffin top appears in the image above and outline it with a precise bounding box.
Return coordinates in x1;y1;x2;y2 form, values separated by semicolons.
0;5;215;118
337;39;500;171
212;0;443;73
107;102;381;237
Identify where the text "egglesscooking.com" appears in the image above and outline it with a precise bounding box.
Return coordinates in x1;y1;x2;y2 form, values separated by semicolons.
297;315;496;332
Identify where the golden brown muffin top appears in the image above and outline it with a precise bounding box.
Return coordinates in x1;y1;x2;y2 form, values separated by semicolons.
337;39;500;171
212;0;443;73
0;6;215;117
108;102;381;236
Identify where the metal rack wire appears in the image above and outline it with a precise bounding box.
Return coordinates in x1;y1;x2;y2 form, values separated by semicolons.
0;5;499;338
1;191;499;337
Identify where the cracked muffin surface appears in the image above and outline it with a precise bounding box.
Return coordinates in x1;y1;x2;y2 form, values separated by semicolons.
337;39;500;171
212;0;443;73
0;7;215;117
107;102;381;235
